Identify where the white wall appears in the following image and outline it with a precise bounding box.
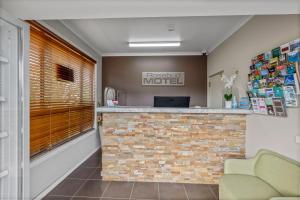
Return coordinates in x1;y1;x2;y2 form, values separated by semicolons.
208;15;300;161
30;20;102;199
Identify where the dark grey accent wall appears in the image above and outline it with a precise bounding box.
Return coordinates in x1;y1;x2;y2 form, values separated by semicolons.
102;55;207;106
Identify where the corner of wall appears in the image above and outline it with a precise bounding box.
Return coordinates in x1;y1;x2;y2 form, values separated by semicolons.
207;14;300;161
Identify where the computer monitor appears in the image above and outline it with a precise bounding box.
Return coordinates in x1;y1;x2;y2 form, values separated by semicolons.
154;96;190;108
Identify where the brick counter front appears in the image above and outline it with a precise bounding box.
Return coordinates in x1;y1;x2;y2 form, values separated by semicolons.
101;112;246;184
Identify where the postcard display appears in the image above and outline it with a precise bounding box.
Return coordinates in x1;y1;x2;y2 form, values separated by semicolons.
248;38;300;117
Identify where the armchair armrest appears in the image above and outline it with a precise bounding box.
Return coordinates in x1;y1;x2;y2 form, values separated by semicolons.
270;198;300;200
224;158;256;175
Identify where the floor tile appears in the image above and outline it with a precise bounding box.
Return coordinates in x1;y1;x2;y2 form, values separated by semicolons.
102;181;134;199
210;185;219;199
46;149;219;200
81;157;101;168
68;167;95;179
184;184;215;200
131;182;159;199
48;179;85;196
100;199;129;200
74;180;110;198
159;183;188;200
89;150;102;159
88;168;102;180
43;196;71;200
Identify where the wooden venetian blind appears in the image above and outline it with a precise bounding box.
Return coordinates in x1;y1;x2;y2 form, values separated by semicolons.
28;21;96;157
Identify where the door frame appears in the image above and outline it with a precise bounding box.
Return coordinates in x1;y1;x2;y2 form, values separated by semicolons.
0;8;30;200
208;70;224;108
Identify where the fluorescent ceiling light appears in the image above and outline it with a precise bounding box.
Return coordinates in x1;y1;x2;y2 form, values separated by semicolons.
129;42;181;47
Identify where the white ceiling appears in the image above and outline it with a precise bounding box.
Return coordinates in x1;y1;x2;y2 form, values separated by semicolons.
59;16;251;55
3;0;298;56
2;0;300;20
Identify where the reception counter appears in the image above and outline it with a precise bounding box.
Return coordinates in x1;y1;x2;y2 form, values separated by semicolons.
97;107;251;184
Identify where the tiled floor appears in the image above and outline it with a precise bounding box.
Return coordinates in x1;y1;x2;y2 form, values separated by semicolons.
44;149;219;200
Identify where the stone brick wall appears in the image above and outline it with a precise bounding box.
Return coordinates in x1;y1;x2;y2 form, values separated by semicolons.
101;113;246;184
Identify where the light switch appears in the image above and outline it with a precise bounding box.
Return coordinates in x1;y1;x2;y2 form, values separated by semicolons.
296;136;300;144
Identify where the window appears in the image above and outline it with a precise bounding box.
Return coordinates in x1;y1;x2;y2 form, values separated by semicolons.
28;21;96;157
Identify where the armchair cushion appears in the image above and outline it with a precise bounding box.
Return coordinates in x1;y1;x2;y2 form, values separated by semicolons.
219;174;281;200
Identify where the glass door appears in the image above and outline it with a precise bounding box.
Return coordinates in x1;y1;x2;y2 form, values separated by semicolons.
0;11;29;200
0;17;20;200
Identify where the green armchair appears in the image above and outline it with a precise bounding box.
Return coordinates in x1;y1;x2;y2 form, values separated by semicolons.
219;149;300;200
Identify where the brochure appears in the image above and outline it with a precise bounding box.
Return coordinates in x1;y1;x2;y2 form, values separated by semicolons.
265;88;274;98
239;97;250;109
288;49;300;63
280;42;290;54
264;51;272;61
265;97;275;116
293;73;300;94
272;98;287;117
273;86;284;98
271;47;281;58
289;38;300;51
258;98;268;115
247;82;253;91
284;74;295;85
251;98;260;114
269;57;279;68
283;86;298;107
259;79;267;88
258;88;266;97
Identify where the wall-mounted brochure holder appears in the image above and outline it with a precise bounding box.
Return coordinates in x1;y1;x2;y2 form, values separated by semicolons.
247;38;300;117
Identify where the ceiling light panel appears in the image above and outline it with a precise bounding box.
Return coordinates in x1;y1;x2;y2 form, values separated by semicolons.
129;42;181;47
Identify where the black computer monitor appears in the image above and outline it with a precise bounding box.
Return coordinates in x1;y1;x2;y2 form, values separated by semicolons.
154;96;190;108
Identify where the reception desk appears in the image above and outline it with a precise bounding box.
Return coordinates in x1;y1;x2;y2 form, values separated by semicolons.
97;107;251;184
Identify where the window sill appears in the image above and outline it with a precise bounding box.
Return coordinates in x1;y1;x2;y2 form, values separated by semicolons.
30;128;97;167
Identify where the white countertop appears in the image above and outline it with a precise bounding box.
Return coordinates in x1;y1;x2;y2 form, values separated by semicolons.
96;106;252;114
